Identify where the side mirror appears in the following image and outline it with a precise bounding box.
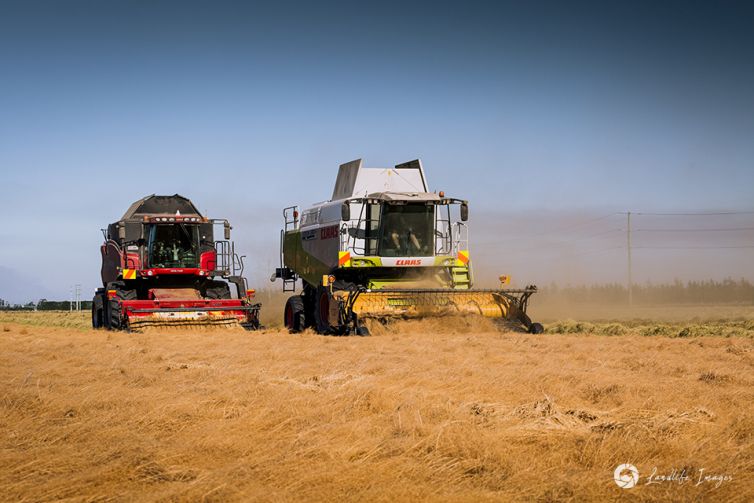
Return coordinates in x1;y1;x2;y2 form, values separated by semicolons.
224;221;231;240
460;202;469;222
118;224;126;241
341;202;350;221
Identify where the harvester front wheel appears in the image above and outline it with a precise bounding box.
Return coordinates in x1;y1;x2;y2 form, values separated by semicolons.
107;300;122;330
105;282;136;331
204;280;231;300
284;296;306;333
529;322;544;334
314;286;332;334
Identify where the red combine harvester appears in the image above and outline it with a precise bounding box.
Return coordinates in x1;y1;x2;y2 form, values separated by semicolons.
92;194;261;331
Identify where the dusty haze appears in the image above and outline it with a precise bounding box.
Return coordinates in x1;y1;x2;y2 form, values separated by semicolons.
469;210;754;290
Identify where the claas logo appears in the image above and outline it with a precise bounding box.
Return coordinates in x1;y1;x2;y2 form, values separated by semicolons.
396;259;422;266
320;225;339;240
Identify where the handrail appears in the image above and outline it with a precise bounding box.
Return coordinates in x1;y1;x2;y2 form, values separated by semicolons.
453;222;469;254
283;206;299;232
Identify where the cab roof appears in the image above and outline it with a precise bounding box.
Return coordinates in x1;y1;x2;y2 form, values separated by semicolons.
121;194;203;220
365;191;442;202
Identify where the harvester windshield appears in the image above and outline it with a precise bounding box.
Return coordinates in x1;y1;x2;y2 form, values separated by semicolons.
379;203;434;257
147;223;200;268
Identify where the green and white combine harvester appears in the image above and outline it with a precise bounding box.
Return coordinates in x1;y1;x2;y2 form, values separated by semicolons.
272;159;542;335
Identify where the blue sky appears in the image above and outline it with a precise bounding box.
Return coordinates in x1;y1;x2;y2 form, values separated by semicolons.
1;1;753;302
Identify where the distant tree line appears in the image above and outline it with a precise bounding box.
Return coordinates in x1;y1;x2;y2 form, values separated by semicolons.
0;301;38;310
37;300;93;311
0;300;93;311
539;278;754;304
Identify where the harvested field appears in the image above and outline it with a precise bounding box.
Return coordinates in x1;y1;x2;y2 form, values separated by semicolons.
1;310;753;501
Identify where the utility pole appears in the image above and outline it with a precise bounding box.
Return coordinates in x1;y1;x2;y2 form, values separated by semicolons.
75;284;81;311
627;211;633;306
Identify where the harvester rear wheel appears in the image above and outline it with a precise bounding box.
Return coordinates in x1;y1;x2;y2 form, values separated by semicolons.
91;303;103;328
284;296;306;333
92;290;105;329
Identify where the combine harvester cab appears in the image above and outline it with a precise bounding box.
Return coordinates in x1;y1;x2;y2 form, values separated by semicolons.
92;194;261;332
272;159;542;335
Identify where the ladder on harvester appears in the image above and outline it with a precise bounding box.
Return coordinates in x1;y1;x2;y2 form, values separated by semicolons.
450;266;471;289
449;222;471;289
275;207;300;292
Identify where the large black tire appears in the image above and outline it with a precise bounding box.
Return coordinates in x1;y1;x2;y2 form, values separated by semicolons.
108;299;123;330
284;296;306;333
105;282;136;330
301;284;317;330
91;290;105;329
313;286;332;334
204;280;232;300
108;282;137;300
91;303;103;328
529;322;544;334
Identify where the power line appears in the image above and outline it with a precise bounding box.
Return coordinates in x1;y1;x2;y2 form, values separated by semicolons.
635;227;754;232
477;228;623;251
478;212;621;244
627;212;632;305
531;228;624;248
634;211;754;216
478;209;754;245
532;212;620;237
477;244;624;257
540;246;626;259
475;209;753;251
633;245;754;249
